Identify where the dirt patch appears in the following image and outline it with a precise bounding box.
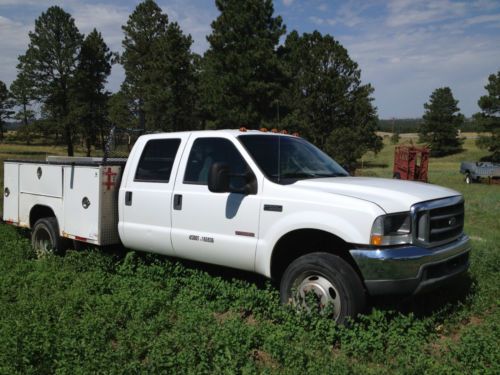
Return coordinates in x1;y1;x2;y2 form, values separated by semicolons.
431;313;486;353
213;310;237;323
251;349;279;369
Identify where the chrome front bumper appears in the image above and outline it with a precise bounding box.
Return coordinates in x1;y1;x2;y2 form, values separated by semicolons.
349;234;471;295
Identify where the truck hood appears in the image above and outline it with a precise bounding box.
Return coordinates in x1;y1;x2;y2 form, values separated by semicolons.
292;177;460;213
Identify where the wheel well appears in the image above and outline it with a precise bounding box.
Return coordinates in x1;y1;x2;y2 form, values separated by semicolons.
29;205;56;228
270;229;362;282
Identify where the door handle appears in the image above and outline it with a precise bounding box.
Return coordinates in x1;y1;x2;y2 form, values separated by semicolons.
173;194;182;210
125;191;133;206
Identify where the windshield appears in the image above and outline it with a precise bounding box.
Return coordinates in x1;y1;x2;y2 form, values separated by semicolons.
238;134;348;184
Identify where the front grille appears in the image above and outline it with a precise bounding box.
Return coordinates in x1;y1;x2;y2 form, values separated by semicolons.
412;196;465;247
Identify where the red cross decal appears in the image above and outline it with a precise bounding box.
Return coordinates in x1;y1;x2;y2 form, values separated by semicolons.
103;167;117;190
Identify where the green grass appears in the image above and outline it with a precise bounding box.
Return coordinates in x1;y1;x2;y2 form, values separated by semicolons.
0;138;499;374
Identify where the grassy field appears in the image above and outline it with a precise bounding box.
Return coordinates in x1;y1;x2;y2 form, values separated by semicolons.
0;137;499;374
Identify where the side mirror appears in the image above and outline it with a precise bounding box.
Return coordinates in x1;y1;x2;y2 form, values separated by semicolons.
208;162;230;193
208;162;258;195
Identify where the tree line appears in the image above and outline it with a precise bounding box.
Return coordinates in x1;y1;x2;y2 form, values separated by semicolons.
0;0;498;163
417;79;499;160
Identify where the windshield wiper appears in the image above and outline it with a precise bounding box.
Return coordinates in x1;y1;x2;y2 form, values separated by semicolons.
280;172;317;179
280;172;347;180
311;172;348;178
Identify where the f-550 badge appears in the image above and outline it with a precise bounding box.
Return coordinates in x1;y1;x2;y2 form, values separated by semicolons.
189;235;214;243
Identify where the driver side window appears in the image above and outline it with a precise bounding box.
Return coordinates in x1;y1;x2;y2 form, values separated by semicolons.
184;138;249;187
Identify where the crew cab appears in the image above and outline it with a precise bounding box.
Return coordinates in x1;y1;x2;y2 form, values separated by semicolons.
2;130;471;323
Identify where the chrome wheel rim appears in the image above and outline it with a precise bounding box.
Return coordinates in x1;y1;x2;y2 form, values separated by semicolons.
34;227;53;254
292;273;342;321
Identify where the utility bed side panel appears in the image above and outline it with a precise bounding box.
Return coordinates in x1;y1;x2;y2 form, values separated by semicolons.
3;163;19;223
62;166;100;242
20;164;63;197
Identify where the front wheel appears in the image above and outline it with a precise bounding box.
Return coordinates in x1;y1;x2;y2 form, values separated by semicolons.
465;173;472;184
280;252;366;324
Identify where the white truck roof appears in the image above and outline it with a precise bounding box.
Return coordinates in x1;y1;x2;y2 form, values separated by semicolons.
138;129;297;141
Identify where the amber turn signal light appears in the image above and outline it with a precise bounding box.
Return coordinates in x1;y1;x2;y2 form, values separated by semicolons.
370;235;383;246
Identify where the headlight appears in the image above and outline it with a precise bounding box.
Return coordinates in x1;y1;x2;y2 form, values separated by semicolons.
370;212;411;246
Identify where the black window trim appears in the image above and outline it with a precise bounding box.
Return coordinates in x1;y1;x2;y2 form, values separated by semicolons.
133;138;181;183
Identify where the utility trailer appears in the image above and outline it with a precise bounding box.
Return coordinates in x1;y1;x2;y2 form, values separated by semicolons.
3;156;125;245
393;145;430;182
460;161;500;184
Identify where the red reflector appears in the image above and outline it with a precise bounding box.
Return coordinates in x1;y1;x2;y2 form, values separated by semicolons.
6;220;14;224
75;236;87;242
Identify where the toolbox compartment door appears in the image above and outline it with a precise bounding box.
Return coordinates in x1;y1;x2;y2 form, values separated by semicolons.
20;164;63;197
63;166;100;242
3;163;19;223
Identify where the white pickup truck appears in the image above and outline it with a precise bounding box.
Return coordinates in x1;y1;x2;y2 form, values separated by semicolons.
2;129;471;323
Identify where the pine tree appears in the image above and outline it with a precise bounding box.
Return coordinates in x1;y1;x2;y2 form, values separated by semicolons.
70;29;113;156
279;31;382;169
143;21;199;131
391;129;400;145
19;6;83;155
201;0;286;129
0;80;14;142
108;91;136;130
419;87;463;157
121;0;168;131
10;72;36;144
475;71;500;161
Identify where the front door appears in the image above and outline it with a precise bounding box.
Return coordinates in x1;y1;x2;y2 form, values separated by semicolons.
171;136;261;271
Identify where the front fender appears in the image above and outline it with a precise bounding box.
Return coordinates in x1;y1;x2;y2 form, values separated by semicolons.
254;209;378;277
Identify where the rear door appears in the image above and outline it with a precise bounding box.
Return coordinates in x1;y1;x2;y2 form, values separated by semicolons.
119;134;190;255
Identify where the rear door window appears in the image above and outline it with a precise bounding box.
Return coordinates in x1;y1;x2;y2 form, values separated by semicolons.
134;139;181;182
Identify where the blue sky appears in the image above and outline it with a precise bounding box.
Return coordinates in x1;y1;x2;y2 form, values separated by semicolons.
0;0;499;118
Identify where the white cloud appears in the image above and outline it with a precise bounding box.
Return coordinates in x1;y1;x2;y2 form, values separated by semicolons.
161;1;215;55
72;3;130;52
317;3;328;12
465;14;500;26
0;15;30;86
323;1;374;28
386;0;467;27
309;16;324;25
283;0;294;6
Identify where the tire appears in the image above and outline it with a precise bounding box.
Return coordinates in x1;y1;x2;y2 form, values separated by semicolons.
465;173;472;184
31;217;67;256
280;252;366;325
